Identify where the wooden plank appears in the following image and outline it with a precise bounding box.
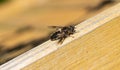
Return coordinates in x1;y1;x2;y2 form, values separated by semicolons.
0;3;120;70
23;16;120;70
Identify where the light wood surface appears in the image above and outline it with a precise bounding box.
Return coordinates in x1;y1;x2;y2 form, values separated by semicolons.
23;16;120;70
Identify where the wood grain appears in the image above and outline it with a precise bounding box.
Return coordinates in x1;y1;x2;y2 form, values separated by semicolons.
23;16;120;70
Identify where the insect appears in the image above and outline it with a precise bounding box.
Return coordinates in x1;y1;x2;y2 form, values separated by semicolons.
50;25;76;44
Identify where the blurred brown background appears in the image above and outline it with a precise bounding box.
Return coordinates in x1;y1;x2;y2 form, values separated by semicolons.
0;0;118;65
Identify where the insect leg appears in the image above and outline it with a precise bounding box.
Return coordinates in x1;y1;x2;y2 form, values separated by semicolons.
58;38;65;44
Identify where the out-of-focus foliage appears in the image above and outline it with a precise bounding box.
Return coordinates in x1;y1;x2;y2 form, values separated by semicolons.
0;0;8;4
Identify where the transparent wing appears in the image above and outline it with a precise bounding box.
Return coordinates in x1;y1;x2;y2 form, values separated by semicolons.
48;26;63;29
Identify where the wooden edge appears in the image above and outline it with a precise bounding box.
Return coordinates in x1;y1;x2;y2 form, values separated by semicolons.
0;3;120;70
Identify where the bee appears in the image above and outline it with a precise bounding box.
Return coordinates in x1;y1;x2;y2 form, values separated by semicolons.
50;25;76;44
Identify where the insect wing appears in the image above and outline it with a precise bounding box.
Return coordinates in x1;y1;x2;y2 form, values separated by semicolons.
48;26;63;29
